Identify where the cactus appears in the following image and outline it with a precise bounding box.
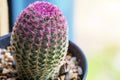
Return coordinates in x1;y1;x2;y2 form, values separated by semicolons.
10;1;68;80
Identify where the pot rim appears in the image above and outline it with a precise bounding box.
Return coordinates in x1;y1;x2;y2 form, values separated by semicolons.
0;33;88;80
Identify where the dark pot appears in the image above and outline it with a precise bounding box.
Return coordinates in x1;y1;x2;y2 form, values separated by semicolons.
0;33;88;80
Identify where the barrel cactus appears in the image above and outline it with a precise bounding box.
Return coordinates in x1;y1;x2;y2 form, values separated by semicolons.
10;1;68;80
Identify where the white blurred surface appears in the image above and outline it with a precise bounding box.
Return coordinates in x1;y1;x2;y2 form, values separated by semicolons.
74;0;120;54
74;0;120;80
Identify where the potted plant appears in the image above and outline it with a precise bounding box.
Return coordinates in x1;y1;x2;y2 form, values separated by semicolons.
0;1;87;80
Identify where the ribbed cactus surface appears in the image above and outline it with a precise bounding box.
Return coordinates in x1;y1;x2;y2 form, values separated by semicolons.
10;1;68;80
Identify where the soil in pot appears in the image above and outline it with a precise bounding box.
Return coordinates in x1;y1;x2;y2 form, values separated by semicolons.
0;46;83;80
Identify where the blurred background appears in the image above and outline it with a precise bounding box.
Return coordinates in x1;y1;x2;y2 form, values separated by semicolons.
74;0;120;80
0;0;120;80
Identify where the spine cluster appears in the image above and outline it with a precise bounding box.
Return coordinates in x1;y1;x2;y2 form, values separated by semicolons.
10;1;68;80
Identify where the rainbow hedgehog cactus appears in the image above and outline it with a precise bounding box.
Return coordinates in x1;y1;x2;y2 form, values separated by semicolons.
10;1;68;80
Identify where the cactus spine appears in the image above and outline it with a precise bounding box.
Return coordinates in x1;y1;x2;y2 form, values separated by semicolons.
10;1;68;80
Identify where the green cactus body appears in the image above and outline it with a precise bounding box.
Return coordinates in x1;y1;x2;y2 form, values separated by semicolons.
10;1;68;80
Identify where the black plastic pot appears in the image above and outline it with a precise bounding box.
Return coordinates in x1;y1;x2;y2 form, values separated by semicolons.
0;33;88;80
